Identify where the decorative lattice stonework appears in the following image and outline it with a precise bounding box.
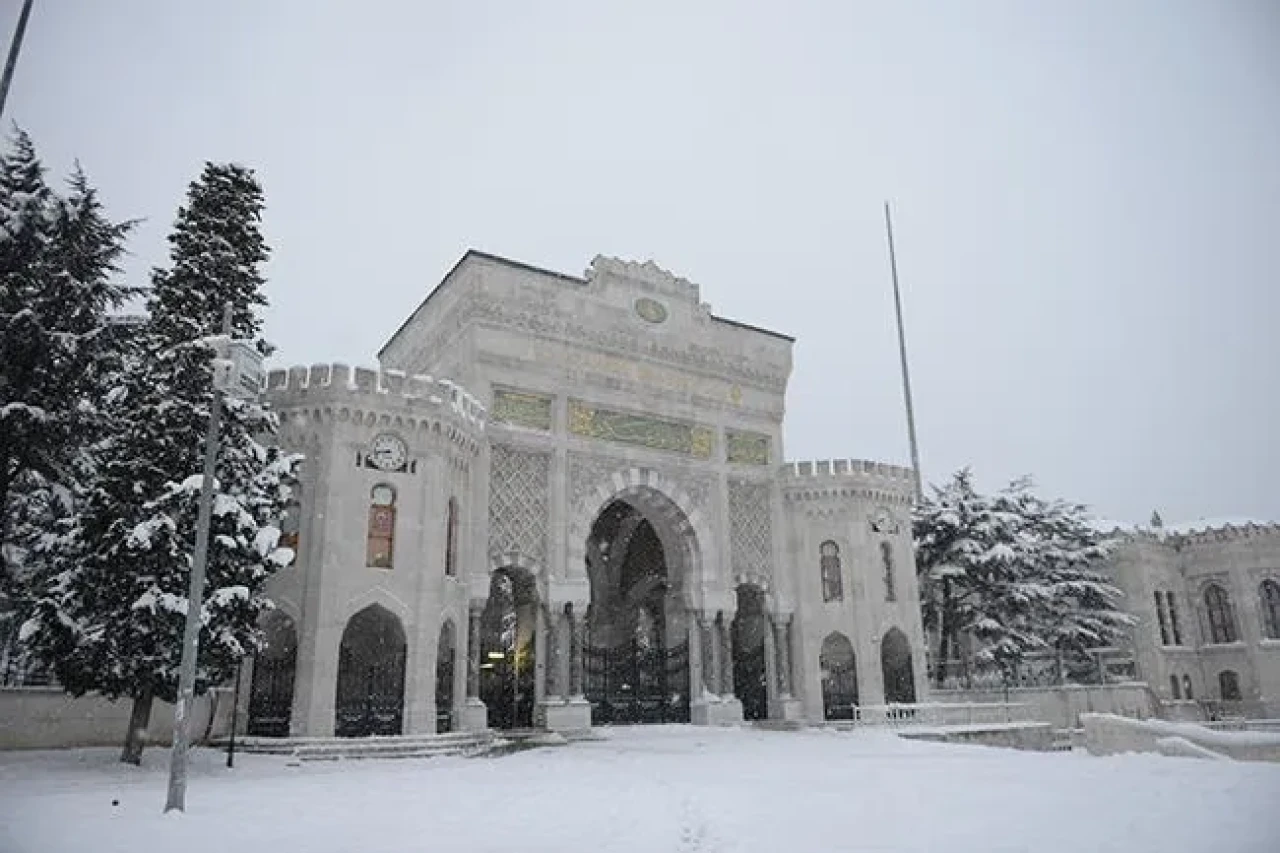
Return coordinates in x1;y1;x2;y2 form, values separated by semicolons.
728;478;772;578
491;388;553;431
725;429;770;465
488;443;550;564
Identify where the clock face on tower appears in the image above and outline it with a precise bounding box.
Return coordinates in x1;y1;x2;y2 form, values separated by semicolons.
368;433;408;472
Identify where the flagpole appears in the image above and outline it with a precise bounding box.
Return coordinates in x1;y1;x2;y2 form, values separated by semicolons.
884;201;923;503
0;0;34;123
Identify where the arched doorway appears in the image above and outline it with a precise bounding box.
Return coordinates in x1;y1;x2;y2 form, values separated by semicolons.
583;494;691;725
335;604;407;737
732;584;769;721
820;632;858;720
881;627;916;704
479;569;538;729
435;620;456;733
247;611;297;737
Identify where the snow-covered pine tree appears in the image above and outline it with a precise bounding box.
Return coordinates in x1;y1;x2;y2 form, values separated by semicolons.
21;163;300;764
999;480;1134;672
0;130;134;615
913;469;1033;685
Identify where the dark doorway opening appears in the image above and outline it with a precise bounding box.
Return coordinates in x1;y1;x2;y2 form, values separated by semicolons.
335;605;406;737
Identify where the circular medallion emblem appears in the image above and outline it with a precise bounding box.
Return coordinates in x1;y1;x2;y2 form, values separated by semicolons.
634;297;668;324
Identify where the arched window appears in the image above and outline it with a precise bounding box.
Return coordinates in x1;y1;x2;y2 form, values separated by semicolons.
1218;670;1241;703
366;484;396;569
1182;675;1193;700
1260;580;1280;640
881;541;897;602
1167;593;1183;645
1169;674;1181;700
445;497;459;577
1203;584;1237;644
820;541;843;602
1154;591;1170;645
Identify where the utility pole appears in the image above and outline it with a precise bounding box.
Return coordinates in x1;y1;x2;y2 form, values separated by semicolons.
165;303;233;814
884;201;923;503
0;0;34;123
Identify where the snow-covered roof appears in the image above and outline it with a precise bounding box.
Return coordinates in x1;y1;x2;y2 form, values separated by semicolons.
1089;516;1278;542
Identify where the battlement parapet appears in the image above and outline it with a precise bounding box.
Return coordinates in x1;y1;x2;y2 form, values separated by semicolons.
1096;519;1280;548
779;458;917;508
263;364;486;430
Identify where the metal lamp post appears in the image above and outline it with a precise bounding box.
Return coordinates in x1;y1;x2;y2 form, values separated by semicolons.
164;304;263;813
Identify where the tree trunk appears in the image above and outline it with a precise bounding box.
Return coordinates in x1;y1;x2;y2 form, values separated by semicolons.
120;689;154;765
934;579;953;688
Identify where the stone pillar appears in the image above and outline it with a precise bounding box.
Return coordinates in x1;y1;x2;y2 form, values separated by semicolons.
707;614;722;697
543;603;592;731
569;606;585;698
774;615;792;697
719;612;735;698
687;609;705;700
461;601;488;731
773;613;803;722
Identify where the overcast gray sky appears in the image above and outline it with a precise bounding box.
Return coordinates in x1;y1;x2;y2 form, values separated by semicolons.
8;1;1278;524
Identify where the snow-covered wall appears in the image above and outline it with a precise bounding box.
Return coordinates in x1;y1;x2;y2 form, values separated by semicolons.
1082;713;1280;762
935;683;1156;729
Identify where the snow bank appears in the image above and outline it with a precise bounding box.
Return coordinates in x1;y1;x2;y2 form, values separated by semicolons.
1083;713;1280;762
1156;736;1235;762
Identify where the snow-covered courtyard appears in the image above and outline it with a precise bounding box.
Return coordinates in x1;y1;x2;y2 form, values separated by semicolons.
2;726;1278;853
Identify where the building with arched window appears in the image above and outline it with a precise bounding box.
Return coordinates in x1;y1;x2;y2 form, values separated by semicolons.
1099;518;1280;720
220;251;928;739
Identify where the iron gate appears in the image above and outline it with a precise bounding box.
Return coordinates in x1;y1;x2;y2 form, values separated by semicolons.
335;646;406;737
822;659;859;721
584;639;690;724
247;655;295;737
734;641;768;721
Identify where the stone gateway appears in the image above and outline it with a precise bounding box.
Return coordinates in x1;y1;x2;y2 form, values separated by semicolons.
256;251;927;736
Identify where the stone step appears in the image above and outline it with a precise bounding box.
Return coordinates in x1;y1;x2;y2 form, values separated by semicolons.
222;730;495;761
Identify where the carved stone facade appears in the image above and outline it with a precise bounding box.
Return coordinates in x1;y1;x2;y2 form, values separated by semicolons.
250;250;925;738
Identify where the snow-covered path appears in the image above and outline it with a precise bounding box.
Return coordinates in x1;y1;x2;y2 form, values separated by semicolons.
2;725;1278;852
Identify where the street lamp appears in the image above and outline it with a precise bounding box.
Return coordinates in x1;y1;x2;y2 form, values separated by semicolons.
164;304;264;813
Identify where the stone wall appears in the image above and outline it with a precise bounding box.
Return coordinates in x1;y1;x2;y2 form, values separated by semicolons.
0;687;234;750
933;683;1156;729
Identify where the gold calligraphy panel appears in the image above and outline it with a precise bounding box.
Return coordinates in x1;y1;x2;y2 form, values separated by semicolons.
726;429;771;465
492;389;553;431
569;400;713;459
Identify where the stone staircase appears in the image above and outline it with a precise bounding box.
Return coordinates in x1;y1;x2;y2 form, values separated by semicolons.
220;730;497;762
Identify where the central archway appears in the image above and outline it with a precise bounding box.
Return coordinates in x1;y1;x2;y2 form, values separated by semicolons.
583;492;692;725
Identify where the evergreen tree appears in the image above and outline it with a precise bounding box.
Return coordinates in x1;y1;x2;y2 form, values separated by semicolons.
0;130;134;599
914;470;1132;686
21;163;300;764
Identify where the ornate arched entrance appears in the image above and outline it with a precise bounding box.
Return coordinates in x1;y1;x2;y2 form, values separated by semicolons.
732;584;769;721
480;568;538;729
881;626;916;704
247;610;297;737
582;491;693;724
820;632;858;720
335;604;406;737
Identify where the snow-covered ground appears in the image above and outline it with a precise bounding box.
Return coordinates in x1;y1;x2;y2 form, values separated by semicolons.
2;726;1278;853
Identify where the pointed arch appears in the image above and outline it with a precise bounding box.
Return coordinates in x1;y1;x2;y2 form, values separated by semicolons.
335;604;406;737
819;632;858;720
880;627;916;704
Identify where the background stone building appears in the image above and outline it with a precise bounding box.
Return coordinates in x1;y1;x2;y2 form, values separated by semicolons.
250;250;928;737
1101;521;1280;720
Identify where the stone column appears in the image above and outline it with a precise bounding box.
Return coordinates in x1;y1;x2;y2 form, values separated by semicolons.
706;614;722;697
719;612;735;698
460;601;488;731
569;606;585;698
774;614;792;698
687;609;705;700
466;603;482;699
